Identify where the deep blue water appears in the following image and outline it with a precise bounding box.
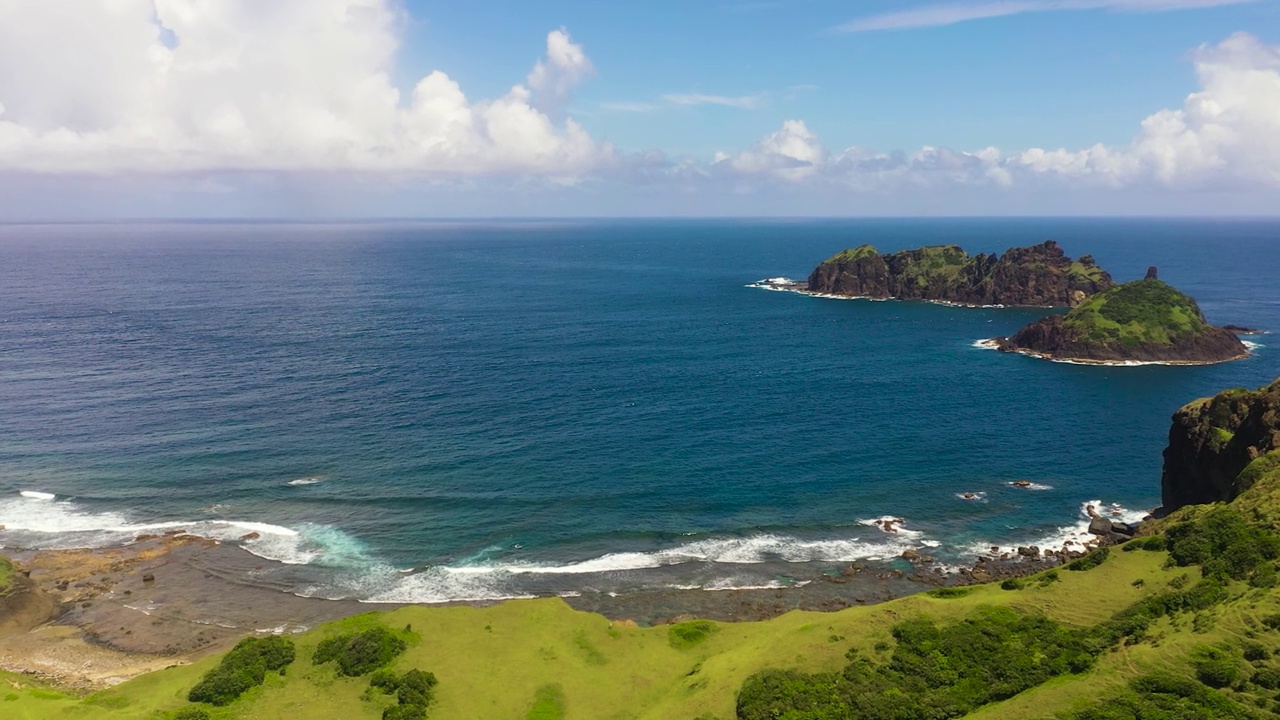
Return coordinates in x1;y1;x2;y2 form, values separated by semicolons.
0;218;1277;602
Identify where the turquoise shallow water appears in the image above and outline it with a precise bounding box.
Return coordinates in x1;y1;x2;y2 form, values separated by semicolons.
0;218;1276;602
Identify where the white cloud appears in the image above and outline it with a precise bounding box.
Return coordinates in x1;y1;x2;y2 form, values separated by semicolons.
835;0;1257;33
662;93;766;109
0;1;610;174
724;119;827;180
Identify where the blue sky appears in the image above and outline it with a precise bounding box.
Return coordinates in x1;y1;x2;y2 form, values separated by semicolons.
395;0;1275;153
0;0;1277;217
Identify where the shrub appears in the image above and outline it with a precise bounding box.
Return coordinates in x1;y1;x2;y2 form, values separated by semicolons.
1123;535;1167;552
174;709;211;720
1066;673;1256;719
736;607;1094;720
1191;646;1242;688
927;587;971;599
1243;641;1271;662
1165;508;1280;582
313;626;409;677
370;669;401;694
1001;579;1025;591
383;704;427;720
1067;548;1110;572
1263;614;1280;631
396;669;438;707
1252;667;1280;689
668;620;718;650
186;635;297;706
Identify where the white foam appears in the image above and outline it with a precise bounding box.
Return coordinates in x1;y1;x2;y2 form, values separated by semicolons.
974;499;1151;558
19;490;56;500
362;566;536;604
1243;340;1264;351
702;578;811;592
1008;481;1054;491
0;491;368;568
858;516;923;539
989;342;1252;367
972;339;1000;350
956;492;987;502
287;477;323;486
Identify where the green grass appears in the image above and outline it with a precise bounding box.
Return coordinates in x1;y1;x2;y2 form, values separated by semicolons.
0;556;14;596
1061;279;1211;346
823;244;880;263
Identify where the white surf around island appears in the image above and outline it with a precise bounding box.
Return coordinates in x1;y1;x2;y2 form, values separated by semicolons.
746;278;1009;308
973;337;1256;367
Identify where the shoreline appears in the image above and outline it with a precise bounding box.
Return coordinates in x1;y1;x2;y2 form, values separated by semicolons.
975;337;1254;367
0;523;1120;691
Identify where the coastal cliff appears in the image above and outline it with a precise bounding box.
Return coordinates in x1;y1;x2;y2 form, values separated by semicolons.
805;240;1112;307
1162;378;1280;512
994;276;1248;365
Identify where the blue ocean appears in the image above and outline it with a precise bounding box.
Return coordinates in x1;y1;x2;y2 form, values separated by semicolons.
1;218;1277;603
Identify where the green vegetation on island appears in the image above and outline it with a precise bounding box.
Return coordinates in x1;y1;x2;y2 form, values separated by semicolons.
806;240;1113;307
997;275;1248;364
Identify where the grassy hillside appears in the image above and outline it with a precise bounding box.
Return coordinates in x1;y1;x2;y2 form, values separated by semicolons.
0;545;1258;720
1062;278;1211;346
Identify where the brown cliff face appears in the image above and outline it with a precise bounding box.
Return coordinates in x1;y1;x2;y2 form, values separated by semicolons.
805;240;1112;307
1161;379;1280;512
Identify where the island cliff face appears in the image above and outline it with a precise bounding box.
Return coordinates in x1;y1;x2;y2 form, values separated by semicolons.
1161;378;1280;512
805;240;1112;307
994;276;1248;365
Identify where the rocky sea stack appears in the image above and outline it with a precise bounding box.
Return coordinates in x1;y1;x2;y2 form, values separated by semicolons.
994;273;1249;365
1161;378;1280;512
805;240;1112;307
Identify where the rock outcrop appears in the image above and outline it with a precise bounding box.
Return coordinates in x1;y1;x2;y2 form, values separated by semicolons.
1161;378;1280;512
994;277;1248;365
805;240;1112;307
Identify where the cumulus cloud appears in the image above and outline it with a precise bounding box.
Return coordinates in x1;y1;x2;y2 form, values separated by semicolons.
714;32;1280;193
0;1;609;174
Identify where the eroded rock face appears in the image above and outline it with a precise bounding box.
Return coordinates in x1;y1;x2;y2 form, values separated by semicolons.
1161;379;1280;512
805;240;1112;307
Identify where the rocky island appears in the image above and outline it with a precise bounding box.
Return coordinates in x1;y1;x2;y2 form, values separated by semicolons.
801;240;1113;307
993;268;1249;365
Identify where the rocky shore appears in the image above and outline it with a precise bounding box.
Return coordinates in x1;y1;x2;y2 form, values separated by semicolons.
0;512;1143;692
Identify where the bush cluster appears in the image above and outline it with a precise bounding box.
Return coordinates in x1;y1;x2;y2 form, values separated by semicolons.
1064;673;1256;719
187;636;296;706
1066;548;1110;572
736;511;1280;720
313;626;409;676
737;607;1093;720
173;709;211;720
1165;508;1280;584
1122;536;1166;552
370;668;438;720
668;620;718;650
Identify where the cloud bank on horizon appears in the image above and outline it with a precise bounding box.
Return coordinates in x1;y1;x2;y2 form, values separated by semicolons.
0;0;1277;215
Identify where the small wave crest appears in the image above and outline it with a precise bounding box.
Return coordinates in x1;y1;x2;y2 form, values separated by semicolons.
287;477;324;487
1008;481;1054;491
0;491;370;569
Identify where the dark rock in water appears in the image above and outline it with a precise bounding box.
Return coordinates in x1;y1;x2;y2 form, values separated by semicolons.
1016;546;1040;557
1145;266;1159;280
994;278;1248;365
1223;324;1266;335
1161;378;1280;512
805;240;1112;307
1087;516;1114;536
